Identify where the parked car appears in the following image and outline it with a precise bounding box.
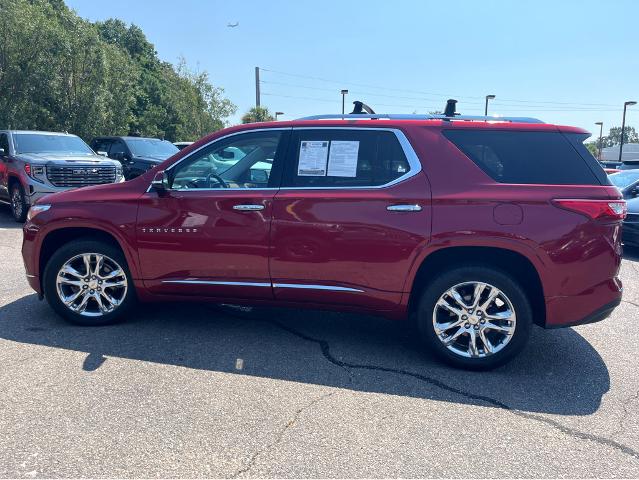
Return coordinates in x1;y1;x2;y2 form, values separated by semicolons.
604;168;620;175
90;136;179;180
609;170;639;199
618;160;639;171
609;171;639;247
624;198;639;247
173;141;193;150
0;130;123;222
22;112;625;370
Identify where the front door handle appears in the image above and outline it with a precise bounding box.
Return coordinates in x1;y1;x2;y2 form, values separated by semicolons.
233;204;265;211
386;204;422;212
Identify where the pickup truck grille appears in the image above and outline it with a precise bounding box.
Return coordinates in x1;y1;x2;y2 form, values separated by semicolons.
46;166;116;188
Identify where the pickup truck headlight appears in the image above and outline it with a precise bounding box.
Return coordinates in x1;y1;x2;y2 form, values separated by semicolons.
115;164;124;181
24;164;47;183
27;204;51;221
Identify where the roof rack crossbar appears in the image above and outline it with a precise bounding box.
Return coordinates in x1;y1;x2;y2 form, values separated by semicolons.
297;113;544;124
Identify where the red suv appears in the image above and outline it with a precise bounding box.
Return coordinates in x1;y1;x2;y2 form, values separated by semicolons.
21;113;626;369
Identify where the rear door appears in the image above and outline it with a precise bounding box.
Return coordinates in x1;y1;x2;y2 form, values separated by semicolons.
270;127;431;311
136;128;290;299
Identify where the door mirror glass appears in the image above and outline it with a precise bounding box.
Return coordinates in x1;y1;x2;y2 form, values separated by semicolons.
151;171;168;192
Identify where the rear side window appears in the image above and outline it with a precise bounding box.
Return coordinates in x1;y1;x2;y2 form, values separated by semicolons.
282;129;410;188
443;130;603;185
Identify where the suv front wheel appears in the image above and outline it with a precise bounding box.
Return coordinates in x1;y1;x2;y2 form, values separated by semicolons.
10;183;28;222
416;266;532;370
43;240;135;326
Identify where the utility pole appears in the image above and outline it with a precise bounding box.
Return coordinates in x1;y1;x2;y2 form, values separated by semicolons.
255;67;261;108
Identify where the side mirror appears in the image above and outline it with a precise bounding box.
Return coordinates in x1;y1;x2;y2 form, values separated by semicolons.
0;147;5;156
96;150;108;157
151;170;169;193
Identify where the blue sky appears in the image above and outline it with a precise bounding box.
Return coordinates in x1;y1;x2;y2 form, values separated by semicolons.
66;0;638;138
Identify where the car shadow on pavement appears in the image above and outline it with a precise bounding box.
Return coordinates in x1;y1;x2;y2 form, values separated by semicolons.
0;294;609;416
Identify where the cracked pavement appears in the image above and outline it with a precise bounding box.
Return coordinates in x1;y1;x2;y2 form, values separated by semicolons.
1;205;639;477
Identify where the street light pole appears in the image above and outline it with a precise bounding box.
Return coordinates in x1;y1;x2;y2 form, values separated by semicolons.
620;101;637;162
275;112;284;121
595;122;603;161
484;95;496;116
341;89;349;115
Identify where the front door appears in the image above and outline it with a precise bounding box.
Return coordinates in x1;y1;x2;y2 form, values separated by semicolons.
136;129;289;299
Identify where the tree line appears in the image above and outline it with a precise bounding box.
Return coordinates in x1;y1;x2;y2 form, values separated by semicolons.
0;0;236;142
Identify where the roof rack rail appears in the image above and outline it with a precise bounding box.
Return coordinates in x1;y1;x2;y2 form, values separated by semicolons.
297;113;544;123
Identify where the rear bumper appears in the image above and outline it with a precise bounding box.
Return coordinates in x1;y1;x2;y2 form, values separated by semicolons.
544;277;622;328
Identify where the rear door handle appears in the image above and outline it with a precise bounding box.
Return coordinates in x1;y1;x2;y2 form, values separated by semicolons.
233;204;265;211
386;204;422;212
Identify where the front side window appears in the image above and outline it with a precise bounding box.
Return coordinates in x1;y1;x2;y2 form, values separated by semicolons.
109;141;128;157
282;129;410;188
169;131;282;190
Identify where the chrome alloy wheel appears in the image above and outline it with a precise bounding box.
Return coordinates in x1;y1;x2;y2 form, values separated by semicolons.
432;281;516;359
55;253;128;317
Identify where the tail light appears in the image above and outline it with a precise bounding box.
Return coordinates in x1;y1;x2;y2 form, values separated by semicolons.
552;199;627;221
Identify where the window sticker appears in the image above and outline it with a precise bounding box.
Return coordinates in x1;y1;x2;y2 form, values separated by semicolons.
298;141;329;176
327;141;359;177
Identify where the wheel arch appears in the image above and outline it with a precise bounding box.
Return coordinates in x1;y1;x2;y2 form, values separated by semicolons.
38;226;139;290
407;245;546;327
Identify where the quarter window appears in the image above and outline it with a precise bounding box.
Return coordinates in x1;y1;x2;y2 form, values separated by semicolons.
282;129;411;188
169;131;282;189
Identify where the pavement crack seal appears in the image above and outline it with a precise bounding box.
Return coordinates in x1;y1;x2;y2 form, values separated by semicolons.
269;320;639;462
622;299;639;309
230;392;335;478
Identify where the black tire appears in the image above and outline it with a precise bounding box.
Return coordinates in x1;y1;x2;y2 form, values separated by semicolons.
10;183;28;222
416;265;532;370
43;239;136;326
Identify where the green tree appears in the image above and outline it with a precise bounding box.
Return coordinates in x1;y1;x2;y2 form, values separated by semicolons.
241;107;274;124
0;0;235;141
602;126;638;147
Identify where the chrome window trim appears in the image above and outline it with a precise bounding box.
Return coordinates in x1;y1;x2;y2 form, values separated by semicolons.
279;127;422;191
146;126;423;193
160;279;364;293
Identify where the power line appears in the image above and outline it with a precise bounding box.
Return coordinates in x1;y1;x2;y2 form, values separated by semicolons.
259;67;622;108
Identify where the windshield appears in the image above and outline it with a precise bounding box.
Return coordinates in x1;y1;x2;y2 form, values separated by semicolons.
13;133;94;155
127;138;178;158
609;170;639;189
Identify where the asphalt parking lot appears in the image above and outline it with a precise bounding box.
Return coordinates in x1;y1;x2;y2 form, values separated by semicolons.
1;206;639;478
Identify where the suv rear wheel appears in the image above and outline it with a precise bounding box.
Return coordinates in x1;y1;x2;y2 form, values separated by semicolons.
43;240;135;326
10;183;28;222
416;266;532;370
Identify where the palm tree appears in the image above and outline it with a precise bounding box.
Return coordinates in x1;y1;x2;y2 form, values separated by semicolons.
241;107;274;124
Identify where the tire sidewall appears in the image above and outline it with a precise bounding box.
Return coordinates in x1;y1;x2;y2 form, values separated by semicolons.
416;266;532;370
43;240;135;326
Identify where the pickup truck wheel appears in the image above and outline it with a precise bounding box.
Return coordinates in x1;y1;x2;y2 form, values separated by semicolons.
10;184;28;222
43;240;136;326
416;266;532;370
